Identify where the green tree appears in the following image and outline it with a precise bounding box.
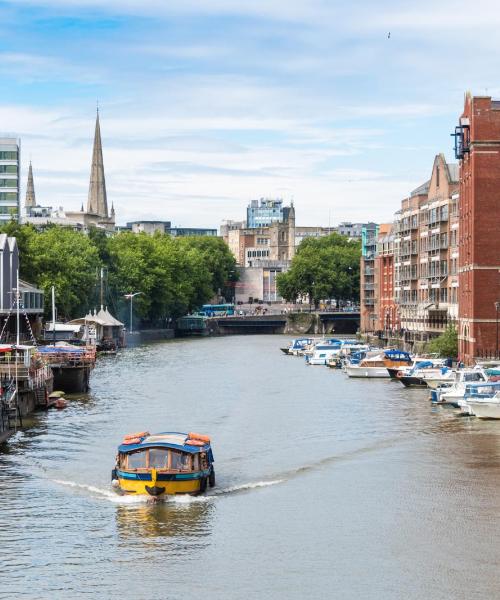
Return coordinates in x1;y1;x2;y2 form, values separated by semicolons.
26;226;101;319
427;325;458;358
277;233;360;308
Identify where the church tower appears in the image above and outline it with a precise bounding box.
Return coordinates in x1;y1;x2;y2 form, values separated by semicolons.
25;162;36;210
87;110;109;218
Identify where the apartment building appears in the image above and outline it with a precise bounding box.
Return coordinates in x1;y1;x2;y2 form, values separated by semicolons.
393;154;459;343
455;94;500;363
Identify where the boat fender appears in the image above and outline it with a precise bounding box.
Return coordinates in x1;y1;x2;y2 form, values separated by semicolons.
111;468;118;481
188;432;211;443
199;476;208;494
122;437;142;445
208;468;215;488
185;439;205;446
124;431;149;440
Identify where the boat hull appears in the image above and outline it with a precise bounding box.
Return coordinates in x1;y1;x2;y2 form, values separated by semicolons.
398;376;427;388
345;366;390;378
116;469;210;496
466;401;500;419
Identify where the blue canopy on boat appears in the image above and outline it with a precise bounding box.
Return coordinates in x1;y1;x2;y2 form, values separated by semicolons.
118;431;211;454
38;346;85;354
384;349;411;360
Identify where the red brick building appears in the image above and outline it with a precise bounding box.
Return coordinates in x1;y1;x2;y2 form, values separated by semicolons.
456;94;500;363
375;224;397;335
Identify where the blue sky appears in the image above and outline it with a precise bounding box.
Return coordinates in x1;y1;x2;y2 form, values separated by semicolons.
1;0;499;227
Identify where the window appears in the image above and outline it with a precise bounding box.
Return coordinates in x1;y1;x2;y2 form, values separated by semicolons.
0;193;17;201
149;448;169;469
0;165;17;174
0;179;17;188
170;450;183;470
127;450;148;469
0;151;17;160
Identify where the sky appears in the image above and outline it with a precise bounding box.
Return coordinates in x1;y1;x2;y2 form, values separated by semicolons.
1;0;500;228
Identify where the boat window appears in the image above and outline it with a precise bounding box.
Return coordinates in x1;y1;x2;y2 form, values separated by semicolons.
149;448;169;469
170;450;183;470
127;450;148;470
180;453;193;471
118;453;127;468
192;454;200;471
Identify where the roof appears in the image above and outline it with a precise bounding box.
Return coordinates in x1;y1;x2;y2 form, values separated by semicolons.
69;307;123;327
118;432;211;454
446;162;459;183
410;180;430;197
45;323;81;332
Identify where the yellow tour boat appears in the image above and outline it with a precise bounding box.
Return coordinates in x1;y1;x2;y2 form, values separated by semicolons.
112;431;215;498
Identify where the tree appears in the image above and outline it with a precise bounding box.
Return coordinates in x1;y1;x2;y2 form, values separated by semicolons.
427;325;458;358
26;226;101;319
277;233;361;308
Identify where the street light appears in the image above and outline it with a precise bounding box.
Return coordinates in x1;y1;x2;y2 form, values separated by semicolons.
124;292;143;333
495;301;500;359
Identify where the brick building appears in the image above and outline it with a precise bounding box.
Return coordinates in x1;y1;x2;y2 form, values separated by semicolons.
375;224;397;335
455;94;500;363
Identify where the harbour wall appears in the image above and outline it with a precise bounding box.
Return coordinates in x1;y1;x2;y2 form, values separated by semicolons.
207;312;360;336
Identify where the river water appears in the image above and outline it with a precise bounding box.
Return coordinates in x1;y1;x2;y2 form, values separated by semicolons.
1;336;500;599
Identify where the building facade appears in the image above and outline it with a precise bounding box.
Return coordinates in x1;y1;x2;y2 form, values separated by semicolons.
0;138;20;223
246;198;284;228
360;223;379;332
375;224;397;335
455;94;500;363
360;155;459;345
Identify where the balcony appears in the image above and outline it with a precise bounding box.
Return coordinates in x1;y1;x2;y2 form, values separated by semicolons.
363;283;375;291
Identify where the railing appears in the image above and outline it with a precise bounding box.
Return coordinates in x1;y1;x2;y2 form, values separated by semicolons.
40;348;96;368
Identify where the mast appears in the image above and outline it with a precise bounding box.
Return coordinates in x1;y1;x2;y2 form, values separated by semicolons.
100;268;104;309
52;286;56;346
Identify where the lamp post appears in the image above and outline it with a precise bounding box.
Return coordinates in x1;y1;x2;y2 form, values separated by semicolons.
495;301;500;359
124;292;143;334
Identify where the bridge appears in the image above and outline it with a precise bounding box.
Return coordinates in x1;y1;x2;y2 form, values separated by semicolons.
210;311;360;335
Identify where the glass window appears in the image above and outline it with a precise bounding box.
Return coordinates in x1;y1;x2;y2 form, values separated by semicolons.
192;454;200;471
149;448;168;468
0;193;17;201
0;179;17;188
127;450;147;469
0;165;17;174
170;450;183;470
0;151;18;160
180;453;192;471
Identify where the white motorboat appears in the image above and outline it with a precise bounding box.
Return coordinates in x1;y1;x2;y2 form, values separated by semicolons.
438;369;489;405
308;345;341;365
459;382;500;418
345;349;411;378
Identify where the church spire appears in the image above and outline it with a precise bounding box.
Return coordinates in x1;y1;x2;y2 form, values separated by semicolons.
25;161;36;208
87;110;108;218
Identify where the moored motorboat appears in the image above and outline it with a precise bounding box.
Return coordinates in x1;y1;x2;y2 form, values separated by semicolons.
395;359;450;388
459;382;500;417
281;338;314;356
345;349;412;378
112;431;215;498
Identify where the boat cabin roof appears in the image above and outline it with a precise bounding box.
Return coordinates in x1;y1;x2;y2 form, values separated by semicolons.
118;431;210;454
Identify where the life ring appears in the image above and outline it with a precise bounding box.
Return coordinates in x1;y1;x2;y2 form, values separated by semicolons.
124;431;149;440
188;432;211;443
396;371;403;378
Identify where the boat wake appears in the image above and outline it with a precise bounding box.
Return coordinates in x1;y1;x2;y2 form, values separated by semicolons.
51;479;149;504
210;479;284;496
50;477;284;505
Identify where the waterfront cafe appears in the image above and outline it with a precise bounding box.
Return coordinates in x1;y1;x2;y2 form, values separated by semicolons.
69;307;125;347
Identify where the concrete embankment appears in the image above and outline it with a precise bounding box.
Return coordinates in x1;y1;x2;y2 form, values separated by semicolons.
205;312;360;336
